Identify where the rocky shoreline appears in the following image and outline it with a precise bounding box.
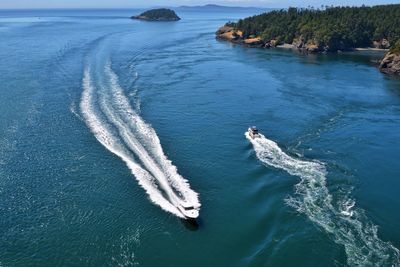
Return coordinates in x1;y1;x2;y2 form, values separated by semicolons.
379;52;400;75
216;26;400;75
216;26;329;52
216;26;390;52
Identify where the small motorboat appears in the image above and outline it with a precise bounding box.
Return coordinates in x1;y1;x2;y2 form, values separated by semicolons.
177;202;200;220
248;126;260;139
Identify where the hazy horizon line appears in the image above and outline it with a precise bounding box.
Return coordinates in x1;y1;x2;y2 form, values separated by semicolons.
0;3;395;11
0;6;270;11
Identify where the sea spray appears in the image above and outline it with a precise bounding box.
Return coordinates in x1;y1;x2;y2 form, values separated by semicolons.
246;132;400;266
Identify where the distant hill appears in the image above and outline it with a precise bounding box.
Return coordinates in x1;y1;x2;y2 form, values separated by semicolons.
176;4;271;13
131;8;180;21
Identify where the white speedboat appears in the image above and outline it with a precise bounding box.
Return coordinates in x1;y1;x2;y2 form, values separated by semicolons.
177;202;200;220
248;126;260;139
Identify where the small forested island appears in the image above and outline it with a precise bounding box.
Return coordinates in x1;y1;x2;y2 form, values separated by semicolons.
216;4;400;75
131;8;181;21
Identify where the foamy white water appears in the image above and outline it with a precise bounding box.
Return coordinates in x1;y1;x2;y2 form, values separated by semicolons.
104;63;200;206
80;67;185;218
246;132;400;266
80;62;200;218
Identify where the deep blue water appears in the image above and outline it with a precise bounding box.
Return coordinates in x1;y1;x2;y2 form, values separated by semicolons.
0;9;399;267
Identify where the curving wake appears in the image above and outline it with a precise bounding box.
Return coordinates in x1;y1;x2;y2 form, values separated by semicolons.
246;131;399;266
80;59;200;219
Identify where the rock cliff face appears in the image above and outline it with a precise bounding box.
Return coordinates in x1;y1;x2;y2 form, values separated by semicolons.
216;26;263;47
373;39;390;49
216;26;239;41
216;27;328;52
379;52;400;75
292;37;324;52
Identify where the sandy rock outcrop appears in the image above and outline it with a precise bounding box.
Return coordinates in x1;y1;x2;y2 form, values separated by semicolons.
379;52;400;75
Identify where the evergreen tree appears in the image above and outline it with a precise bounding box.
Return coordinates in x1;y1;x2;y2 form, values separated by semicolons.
228;5;400;51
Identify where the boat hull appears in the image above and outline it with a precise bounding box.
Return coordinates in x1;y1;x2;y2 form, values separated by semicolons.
248;127;260;139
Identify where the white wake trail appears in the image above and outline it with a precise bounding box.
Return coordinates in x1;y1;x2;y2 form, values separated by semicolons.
80;67;184;218
104;62;200;208
246;132;400;266
97;77;180;207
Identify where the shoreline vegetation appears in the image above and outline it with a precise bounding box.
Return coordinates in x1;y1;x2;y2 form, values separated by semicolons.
216;4;400;75
131;8;180;21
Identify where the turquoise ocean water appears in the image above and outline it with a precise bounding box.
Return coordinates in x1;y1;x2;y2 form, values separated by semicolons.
0;8;399;266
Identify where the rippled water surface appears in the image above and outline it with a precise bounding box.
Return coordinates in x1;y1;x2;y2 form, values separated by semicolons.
0;9;399;267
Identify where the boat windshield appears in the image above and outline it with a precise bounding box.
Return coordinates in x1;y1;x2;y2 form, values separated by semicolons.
184;206;195;211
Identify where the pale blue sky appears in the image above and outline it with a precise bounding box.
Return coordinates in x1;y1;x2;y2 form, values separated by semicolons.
0;0;398;9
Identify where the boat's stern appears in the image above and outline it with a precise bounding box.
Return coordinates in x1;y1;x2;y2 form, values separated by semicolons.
248;126;259;138
178;202;200;220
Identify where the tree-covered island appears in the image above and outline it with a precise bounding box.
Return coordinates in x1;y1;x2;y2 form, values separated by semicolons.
131;8;181;21
216;4;400;75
